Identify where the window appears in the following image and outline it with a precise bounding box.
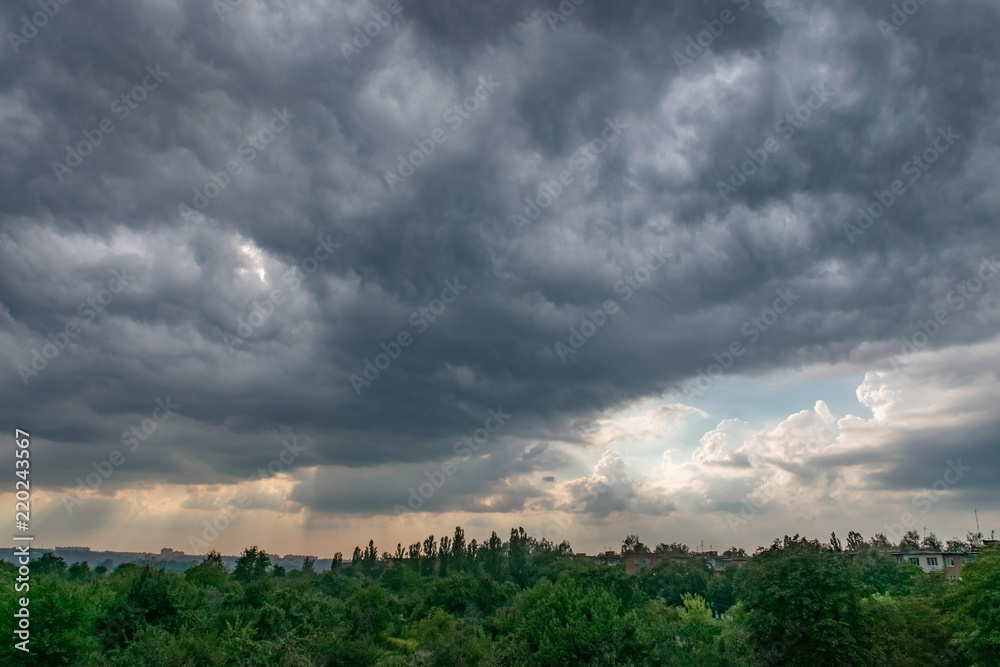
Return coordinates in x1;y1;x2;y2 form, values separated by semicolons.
909;557;920;565
927;557;938;566
946;558;954;567
634;558;649;565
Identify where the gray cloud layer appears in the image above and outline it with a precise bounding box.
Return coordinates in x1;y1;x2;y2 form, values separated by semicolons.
1;0;998;527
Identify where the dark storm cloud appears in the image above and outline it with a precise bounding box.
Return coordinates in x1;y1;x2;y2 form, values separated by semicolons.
823;399;1000;498
291;436;566;516
2;0;999;518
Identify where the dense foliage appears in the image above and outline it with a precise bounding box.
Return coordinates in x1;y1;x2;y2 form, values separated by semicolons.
1;530;997;666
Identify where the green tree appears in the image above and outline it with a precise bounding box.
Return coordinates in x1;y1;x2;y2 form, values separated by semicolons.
507;527;533;587
869;533;893;549
451;526;467;571
420;535;438;576
363;539;378;565
899;530;921;552
495;575;640;666
233;545;271;585
945;539;968;553
638;556;711;606
30;552;68;578
847;530;866;552
95;564;184;651
654;541;690;555
863;593;953;666
622;534;649;555
921;532;943;551
345;585;400;638
0;573;96;666
355;539;380;577
480;531;504;580
184;550;230;589
638;595;736;666
738;536;874;665
966;531;984;550
232;545;273;606
425;572;478;615
950;545;1000;664
439;535;452;577
406;607;493;665
466;538;480;566
67;561;94;584
407;542;422;572
570;563;648;611
854;546;921;596
706;564;743;614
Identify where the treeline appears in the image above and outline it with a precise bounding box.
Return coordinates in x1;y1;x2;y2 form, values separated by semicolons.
1;529;997;666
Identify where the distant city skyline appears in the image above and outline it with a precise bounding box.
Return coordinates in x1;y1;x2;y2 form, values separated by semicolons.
8;512;996;566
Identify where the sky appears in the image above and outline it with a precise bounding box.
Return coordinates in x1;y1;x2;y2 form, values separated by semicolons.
1;0;998;559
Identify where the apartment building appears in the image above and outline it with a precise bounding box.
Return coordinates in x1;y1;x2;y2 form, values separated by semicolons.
890;550;978;577
622;550;750;575
624;552;660;574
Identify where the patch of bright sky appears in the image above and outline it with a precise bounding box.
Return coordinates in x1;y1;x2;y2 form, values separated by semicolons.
609;371;872;467
677;369;870;451
559;366;871;480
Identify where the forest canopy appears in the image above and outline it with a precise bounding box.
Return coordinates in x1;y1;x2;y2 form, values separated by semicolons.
1;529;997;666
